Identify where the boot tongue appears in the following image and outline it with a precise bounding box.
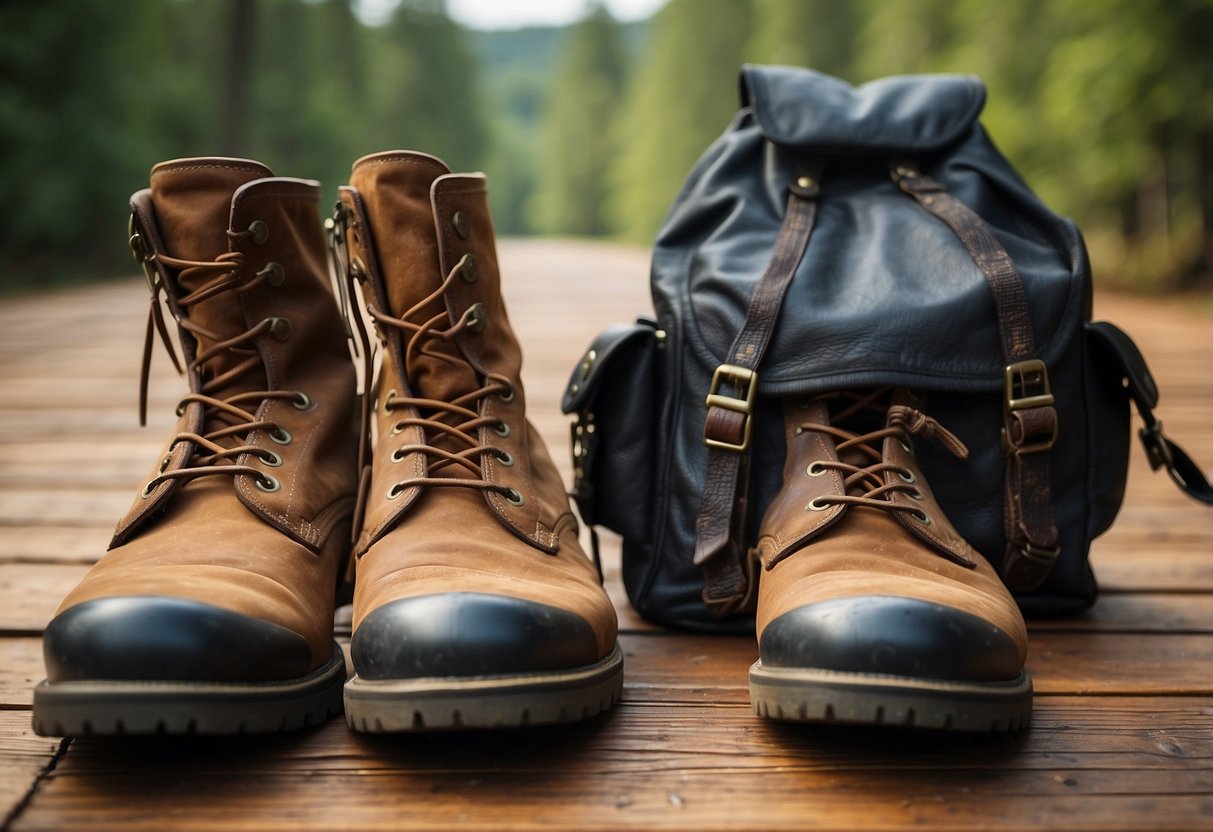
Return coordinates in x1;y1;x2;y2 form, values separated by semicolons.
149;158;274;417
349;152;480;406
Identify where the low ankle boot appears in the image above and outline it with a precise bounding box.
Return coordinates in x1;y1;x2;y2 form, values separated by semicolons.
332;151;623;732
33;158;359;736
748;389;1031;732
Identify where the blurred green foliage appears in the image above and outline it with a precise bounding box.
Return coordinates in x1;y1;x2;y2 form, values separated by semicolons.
1;0;1209;292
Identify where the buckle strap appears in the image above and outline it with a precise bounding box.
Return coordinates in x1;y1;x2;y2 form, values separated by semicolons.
693;170;821;617
894;163;1060;591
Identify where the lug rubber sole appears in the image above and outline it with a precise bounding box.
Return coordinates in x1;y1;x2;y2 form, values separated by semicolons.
344;643;624;732
31;642;346;737
749;660;1032;732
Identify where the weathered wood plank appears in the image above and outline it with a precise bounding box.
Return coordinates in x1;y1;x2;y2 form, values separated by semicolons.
0;711;62;831
10;698;1211;832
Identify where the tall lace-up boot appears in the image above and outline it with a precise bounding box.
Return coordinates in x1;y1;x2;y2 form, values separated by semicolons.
749;389;1031;732
32;158;359;736
332;151;622;731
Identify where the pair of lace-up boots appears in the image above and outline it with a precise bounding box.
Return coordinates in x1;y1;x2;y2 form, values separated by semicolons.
33;152;1029;737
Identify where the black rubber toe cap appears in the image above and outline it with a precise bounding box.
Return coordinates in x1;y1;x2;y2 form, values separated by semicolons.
351;593;599;680
43;596;313;683
759;596;1023;682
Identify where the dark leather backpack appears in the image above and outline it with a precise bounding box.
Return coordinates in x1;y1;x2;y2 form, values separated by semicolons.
563;66;1211;633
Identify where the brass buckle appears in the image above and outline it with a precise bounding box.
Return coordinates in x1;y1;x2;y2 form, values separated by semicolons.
704;364;757;452
1002;359;1058;454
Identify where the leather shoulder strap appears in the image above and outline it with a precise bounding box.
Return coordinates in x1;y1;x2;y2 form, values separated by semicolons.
893;164;1060;591
693;173;821;617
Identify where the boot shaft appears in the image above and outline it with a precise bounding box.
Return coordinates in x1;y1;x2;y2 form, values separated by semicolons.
119;158;358;551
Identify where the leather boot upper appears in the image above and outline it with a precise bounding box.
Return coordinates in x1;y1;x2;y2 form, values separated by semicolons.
754;390;1028;681
335;151;617;672
45;159;359;680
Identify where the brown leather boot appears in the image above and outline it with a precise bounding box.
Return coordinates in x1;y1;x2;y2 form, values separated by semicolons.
332;151;622;732
749;389;1031;731
33;158;359;736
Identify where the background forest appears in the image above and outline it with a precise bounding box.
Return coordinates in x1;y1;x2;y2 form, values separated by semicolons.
1;0;1210;293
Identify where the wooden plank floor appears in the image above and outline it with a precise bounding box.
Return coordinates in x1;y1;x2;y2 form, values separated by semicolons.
1;239;1211;831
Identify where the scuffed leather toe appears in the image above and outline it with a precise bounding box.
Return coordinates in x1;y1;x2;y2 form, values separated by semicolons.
759;595;1023;682
351;592;600;680
43;596;313;683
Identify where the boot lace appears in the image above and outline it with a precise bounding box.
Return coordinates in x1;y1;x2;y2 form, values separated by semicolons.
799;389;968;524
138;226;302;497
367;255;521;505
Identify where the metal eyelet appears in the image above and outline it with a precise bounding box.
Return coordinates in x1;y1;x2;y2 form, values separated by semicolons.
503;487;525;507
292;391;314;410
257;261;285;287
248;220;269;245
391;447;406;463
910;509;932;525
266;317;292;341
458;253;478;283
897;469;917;484
259;450;283;467
269;426;292;445
389;421;405;436
158;455;172;473
494;421;510;438
807;497;831;512
387;482;406;500
899;438;914;454
806;461;827;477
175;402;187;417
141;481;158;498
452;210;470;239
384;389;398;410
909;488;925;501
256;474;280;493
496;450;515;467
498;385;515;403
465;302;486;334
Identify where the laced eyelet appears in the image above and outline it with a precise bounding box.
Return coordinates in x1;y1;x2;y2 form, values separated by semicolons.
259;450;283;467
909;488;925;501
391;447;406;463
248;220;269;245
899;438;914;454
498;385;515;403
266;317;292;342
465;302;486;335
897;468;917;484
175;402;186;417
292;391;314;411
494;421;510;438
141;481;158;498
384;389;398;410
496;450;515;467
269;426;292;445
387;482;406;500
256;474;280;493
806;461;827;477
158;455;171;473
452;210;471;239
389;421;405;436
503;487;525;507
910;509;931;525
257;261;285;287
458;253;478;283
806;497;831;512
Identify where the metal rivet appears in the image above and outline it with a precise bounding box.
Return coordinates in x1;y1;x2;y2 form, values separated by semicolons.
452;211;470;239
267;317;292;341
269;426;292;445
459;253;478;283
465;302;486;334
797;176;815;190
896;165;918;179
258;262;285;287
248;220;269;245
256;474;280;493
504;487;525;507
